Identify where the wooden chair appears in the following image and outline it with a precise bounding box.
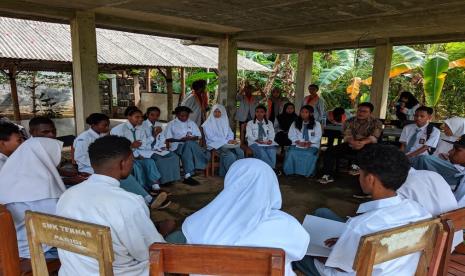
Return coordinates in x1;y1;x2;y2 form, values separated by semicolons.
25;211;114;276
0;205;60;276
149;243;285;276
353;218;447;276
439;207;465;276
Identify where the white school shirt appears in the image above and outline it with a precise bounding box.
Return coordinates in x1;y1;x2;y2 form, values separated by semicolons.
110;121;153;157
57;174;164;276
453;168;465;208
399;123;440;155
73;128;106;174
246;119;276;146
315;195;431;276
288;121;322;149
141;119;164;141
398;168;463;247
163;118;202;151
0;152;7;171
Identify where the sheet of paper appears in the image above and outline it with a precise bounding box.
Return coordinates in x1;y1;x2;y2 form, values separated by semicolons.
153;150;170;156
302;215;347;257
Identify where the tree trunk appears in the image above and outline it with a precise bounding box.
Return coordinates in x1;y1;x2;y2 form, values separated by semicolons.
166;67;174;120
31;71;38;114
178;67;186;105
281;54;295;99
263;54;282;96
8;66;21;122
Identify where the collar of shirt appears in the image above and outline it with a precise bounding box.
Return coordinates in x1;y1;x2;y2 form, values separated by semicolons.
88;128;101;139
125;121;139;131
88;174;120;188
356;195;403;214
0;152;7;162
415;123;428;131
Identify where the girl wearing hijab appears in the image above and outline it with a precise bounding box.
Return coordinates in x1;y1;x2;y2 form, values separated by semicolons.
283;105;322;177
0;137;65;259
434;117;465;159
182;158;309;276
246;105;278;169
396;91;420;122
202;104;245;176
275;102;298;147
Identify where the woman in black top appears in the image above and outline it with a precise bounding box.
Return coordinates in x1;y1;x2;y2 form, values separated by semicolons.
274;102;298;146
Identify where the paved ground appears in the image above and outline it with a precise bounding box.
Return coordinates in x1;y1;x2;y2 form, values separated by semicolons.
151;172;364;226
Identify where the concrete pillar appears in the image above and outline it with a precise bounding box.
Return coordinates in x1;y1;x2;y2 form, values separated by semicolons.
295;49;313;111
179;67;186;104
133;74;140;107
217;35;237;128
166;67;174;120
146;67;152;92
370;41;393;119
70;11;100;134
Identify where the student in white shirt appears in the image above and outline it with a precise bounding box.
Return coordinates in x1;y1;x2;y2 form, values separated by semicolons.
434;117;465;159
246;105;278;170
57;136;167;276
74;113;167;209
0;122;23;171
110;107;163;191
201;104;244;176
441;136;465;206
283;105;322;177
183;158;309;276
0;137;66;259
294;144;431;275
142;106;181;185
164;106;210;186
399;106;440;158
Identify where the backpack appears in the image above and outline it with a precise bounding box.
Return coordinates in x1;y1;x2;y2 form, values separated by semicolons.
426;124;437;155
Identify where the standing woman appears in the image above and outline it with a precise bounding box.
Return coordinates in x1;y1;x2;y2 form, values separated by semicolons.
396;91;420;122
283;105;322;177
246;105;278;169
202;104;244;176
274;102;298;147
302;84;326;124
235;84;265;143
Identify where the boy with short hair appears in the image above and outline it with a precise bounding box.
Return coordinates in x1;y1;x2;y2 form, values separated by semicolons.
29;116;57;138
399;106;440;158
295;145;431;275
0;122;23;170
57;135;166;276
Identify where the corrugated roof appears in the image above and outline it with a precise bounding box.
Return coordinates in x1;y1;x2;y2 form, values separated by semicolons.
0;17;270;72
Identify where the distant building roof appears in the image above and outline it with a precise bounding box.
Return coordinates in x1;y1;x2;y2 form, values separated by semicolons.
0;17;270;72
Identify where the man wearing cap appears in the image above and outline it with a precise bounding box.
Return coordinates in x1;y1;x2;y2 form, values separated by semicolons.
412;134;465;191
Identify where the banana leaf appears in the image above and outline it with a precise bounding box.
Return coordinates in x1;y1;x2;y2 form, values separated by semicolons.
423;55;449;107
346;77;361;101
449;58;465;69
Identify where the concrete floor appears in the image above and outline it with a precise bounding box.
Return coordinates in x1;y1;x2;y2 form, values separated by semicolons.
151;173;364;226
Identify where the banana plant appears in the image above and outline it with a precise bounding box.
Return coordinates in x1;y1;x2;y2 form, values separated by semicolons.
423;55;449;106
319;50;355;87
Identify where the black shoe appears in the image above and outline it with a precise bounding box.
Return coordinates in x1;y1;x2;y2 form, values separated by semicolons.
183;177;200;186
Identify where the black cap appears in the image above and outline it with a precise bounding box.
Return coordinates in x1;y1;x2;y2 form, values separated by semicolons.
445;134;465;148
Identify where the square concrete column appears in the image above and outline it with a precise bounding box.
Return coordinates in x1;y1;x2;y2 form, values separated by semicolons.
371;41;393;119
70;11;100;134
217;35;237;128
295;49;313;110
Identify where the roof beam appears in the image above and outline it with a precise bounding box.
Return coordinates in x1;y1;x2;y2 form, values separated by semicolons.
0;0;73;22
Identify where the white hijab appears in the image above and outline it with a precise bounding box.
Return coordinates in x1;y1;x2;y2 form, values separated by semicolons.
201;104;232;149
434;117;465;157
182;158;309;275
0;137;66;204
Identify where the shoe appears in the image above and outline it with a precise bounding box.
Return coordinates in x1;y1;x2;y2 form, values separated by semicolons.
183;177;200;186
274;169;282;176
348;164;360;176
318;175;334;184
352;193;372;199
150;192;168;210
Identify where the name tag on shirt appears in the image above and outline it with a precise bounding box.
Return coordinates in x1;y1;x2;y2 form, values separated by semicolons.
311;131;315;137
419;138;426;144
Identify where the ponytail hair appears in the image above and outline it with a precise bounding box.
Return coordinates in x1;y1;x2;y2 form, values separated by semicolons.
253;105;269;124
295;105;315;130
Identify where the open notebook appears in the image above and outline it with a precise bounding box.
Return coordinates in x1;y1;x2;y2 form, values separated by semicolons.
302;215;347;257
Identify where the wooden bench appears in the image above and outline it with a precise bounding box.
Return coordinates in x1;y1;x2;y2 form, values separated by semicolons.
439;207;465;276
25;211;114;276
353;218;447;276
0;205;60;276
149;243;285;275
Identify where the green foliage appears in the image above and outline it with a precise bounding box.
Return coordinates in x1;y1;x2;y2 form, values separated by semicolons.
423;55;450;107
185;70;218;94
445;42;465;61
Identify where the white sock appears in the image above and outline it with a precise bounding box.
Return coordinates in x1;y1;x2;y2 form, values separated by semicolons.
185;173;191;179
152;184;161;190
144;195;153;204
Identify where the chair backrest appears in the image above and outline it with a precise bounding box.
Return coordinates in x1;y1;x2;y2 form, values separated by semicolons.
438;207;465;276
353;218;447;276
0;204;21;276
25;211;114;276
149;243;285;276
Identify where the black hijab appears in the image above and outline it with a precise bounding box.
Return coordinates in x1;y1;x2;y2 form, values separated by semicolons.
277;102;297;132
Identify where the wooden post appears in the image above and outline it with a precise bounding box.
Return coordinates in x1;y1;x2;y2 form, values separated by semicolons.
146;67;152;92
31;71;38;115
295;49;313;111
7;65;21;122
179;67;186;104
218;35;237;129
70;11;100;134
133;74;140;107
371;40;393;119
166;67;174;120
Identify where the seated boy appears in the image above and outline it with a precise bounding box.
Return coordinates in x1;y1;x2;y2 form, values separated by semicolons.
399;106;440;158
0;122;23;170
57;136;169;275
294;144;431;275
